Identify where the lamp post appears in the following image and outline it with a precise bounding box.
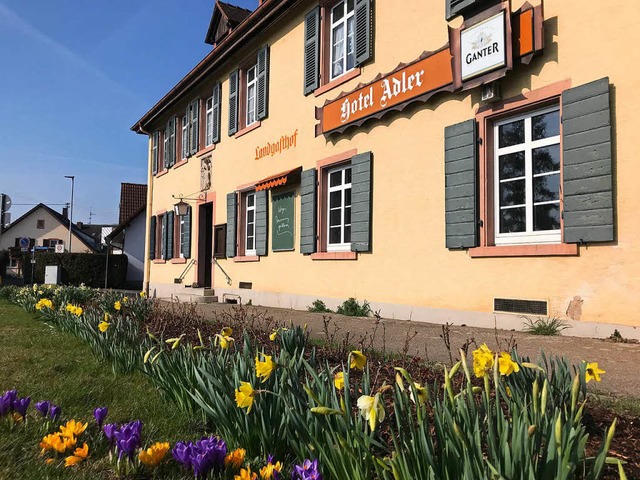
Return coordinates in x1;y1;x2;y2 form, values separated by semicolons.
64;176;75;252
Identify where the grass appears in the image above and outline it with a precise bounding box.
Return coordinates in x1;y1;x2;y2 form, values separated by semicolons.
522;316;570;336
0;300;204;479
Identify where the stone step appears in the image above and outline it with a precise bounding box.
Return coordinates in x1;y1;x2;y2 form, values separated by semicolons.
173;293;219;304
183;287;215;296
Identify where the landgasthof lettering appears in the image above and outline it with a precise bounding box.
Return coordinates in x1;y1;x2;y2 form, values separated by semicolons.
255;130;299;161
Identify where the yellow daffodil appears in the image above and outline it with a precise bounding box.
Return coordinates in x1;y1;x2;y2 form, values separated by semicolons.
235;467;258;480
60;420;87;438
138;442;170;467
235;382;257;413
269;330;278;341
259;459;283;480
498;352;520;376
104;312;110;322
122;297;129;304
98;321;110;333
585;362;605;383
215;333;234;350
221;327;233;337
224;448;246;470
64;444;88;468
409;382;429;405
472;344;494;378
114;301;122;311
357;393;385;431
139;291;146;298
350;350;367;370
36;298;53;310
334;371;345;390
255;353;276;383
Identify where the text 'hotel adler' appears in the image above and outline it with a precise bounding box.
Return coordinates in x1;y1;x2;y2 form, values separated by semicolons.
132;0;640;339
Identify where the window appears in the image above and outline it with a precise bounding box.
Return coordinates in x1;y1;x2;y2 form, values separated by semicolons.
181;114;189;160
164;117;176;168
245;192;257;256
493;106;560;245
329;0;355;81
160;214;167;259
43;239;62;249
37;219;45;229
152;131;159;175
246;64;258;127
213;224;227;258
178;214;187;259
326;165;352;251
8;258;18;268
205;96;214;146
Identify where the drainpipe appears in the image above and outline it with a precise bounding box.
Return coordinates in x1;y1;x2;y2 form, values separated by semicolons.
137;122;154;297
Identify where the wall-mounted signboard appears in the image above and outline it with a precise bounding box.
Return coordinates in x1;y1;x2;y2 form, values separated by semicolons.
461;11;507;81
271;191;295;252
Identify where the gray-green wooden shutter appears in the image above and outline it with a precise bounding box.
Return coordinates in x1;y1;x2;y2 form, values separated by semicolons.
228;70;239;135
161;214;167;259
190;99;199;155
444;119;478;249
151;132;158;175
149;216;156;259
226;193;237;257
354;0;373;67
166;211;174;260
300;168;317;254
350;152;373;252
562;77;613;243
303;7;320;96
257;45;270;120
181;206;192;258
212;82;221;144
163;122;171;169
446;0;482;21
166;117;176;167
255;190;268;256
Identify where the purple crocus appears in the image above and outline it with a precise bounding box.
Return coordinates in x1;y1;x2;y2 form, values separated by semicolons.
103;423;118;444
48;405;61;420
292;459;322;480
93;407;108;427
35;401;51;417
172;436;227;478
4;390;17;404
113;422;142;460
12;396;31;417
172;441;192;468
0;394;12;417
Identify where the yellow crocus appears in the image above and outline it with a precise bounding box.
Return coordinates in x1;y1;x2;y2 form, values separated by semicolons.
104;312;110;322
357;393;385;431
585;362;605;383
114;301;122;311
139;442;170;467
350;350;367;370
59;420;87;438
472;344;494;378
498;352;520;376
334;371;345;390
64;444;88;468
122;297;129;304
73;443;89;459
224;448;246;470
40;434;62;454
255;353;276;383
235;467;258;480
98;321;110;333
235;382;257;413
260;460;283;480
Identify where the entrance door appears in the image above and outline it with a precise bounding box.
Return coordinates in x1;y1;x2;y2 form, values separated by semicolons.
197;203;213;288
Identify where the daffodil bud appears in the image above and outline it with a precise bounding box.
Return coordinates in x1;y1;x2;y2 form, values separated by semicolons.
528;425;537;437
310;407;341;416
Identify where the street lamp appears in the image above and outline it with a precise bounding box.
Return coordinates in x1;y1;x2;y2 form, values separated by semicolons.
64;176;75;252
174;198;190;217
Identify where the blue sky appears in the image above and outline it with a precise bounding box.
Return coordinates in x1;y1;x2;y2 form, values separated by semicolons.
0;0;257;225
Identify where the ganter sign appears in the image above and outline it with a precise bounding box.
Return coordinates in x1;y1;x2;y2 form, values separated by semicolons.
320;49;454;134
460;11;506;81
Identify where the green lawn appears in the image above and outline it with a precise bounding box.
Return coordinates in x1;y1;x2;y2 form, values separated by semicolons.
0;300;203;479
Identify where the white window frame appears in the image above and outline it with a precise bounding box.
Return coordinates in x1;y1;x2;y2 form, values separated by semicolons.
326;164;352;252
493;105;561;245
181;114;189;160
8;258;18;268
244;193;257;256
178;215;187;259
160;214;167;260
246;65;258;127
205;96;214;146
329;0;356;82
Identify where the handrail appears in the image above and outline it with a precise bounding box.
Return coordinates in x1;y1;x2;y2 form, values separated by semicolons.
176;258;196;283
213;258;232;285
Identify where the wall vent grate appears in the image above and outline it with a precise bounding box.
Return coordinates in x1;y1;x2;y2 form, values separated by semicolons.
238;282;253;290
494;298;548;316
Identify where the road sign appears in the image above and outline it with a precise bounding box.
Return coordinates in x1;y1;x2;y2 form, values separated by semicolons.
19;237;30;249
55;244;65;254
30;259;36;264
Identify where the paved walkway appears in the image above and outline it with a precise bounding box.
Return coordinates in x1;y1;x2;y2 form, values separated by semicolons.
197;303;640;398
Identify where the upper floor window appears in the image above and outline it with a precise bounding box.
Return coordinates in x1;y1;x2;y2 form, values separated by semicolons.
494;106;561;245
37;219;45;229
330;0;355;81
181;114;189;160
327;164;352;251
205;96;214;146
246;64;258;127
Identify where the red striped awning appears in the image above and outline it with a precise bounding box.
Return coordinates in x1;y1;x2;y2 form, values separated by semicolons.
255;166;302;191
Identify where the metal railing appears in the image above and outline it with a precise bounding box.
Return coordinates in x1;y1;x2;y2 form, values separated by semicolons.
213;258;232;285
175;259;196;284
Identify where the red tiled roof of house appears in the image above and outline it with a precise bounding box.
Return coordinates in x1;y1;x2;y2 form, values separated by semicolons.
119;183;147;224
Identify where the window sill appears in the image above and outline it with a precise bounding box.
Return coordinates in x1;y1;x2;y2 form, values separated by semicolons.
174;158;188;169
234;121;261;139
311;251;357;261
152;259;166;264
468;244;579;258
196;144;216;157
233;255;260;263
171;258;187;264
314;68;361;97
156;170;168;178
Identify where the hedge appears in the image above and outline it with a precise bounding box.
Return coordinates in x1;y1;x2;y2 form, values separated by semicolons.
32;252;128;289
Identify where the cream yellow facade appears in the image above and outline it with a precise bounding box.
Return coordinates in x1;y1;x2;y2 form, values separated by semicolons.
137;0;640;337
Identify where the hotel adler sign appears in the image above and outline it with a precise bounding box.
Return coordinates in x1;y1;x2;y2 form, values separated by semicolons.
317;2;544;136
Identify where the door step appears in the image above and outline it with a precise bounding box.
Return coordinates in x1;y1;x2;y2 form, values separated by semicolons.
173;289;218;304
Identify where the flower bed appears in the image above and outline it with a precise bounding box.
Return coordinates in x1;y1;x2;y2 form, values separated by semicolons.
0;284;635;479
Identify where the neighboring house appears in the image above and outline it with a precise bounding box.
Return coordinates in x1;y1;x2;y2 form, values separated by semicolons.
106;183;148;288
78;223;117;252
131;0;639;337
0;204;97;277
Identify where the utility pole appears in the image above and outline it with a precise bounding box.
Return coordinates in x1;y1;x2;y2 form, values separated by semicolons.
64;176;75;252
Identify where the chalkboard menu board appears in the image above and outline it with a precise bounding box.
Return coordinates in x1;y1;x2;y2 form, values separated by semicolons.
271;191;295;251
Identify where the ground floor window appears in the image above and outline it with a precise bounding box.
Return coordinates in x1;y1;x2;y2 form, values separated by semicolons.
326;164;352;251
244;192;257;256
